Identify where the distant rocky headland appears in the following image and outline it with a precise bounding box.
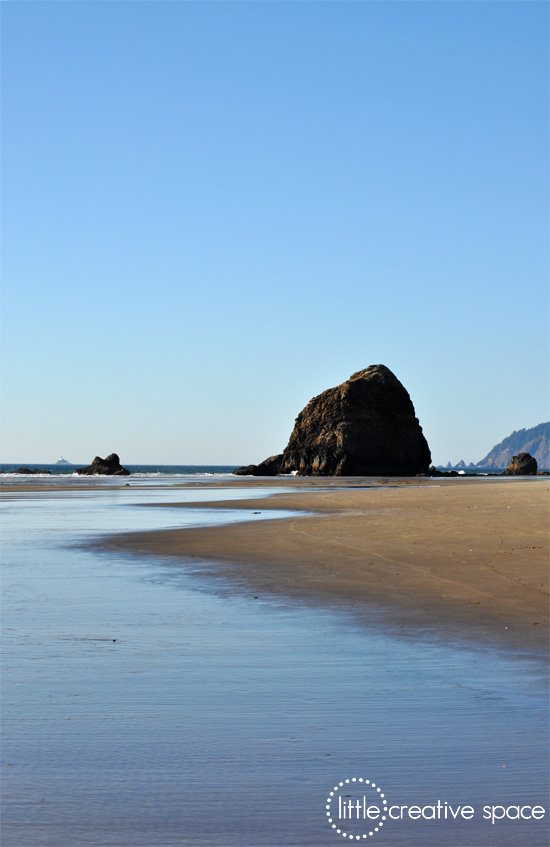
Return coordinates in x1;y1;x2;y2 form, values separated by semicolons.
429;452;543;478
475;422;549;469
234;365;431;477
439;423;549;473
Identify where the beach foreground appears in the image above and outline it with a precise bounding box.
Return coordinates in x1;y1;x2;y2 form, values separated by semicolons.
2;476;548;846
104;478;549;653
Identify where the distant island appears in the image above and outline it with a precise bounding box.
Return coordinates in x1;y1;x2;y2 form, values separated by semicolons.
54;457;72;465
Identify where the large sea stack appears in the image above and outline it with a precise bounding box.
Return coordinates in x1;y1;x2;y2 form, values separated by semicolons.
234;365;431;476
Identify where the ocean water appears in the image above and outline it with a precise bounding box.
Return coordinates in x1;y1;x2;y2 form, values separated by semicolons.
0;464;239;480
2;463;547;483
1;483;548;847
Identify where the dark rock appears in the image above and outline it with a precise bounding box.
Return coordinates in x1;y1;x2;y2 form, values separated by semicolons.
503;452;538;476
422;466;459;478
234;365;431;477
12;467;51;475
232;464;257;476
233;454;283;476
75;453;130;476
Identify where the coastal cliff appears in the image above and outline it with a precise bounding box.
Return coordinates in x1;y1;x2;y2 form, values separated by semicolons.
477;422;549;469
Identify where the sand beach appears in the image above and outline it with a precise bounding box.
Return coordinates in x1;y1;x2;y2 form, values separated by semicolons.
103;476;549;654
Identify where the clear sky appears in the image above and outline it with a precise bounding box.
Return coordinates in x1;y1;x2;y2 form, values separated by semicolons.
1;1;548;466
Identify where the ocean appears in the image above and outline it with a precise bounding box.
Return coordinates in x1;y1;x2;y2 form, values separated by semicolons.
0;463;238;478
2;464;539;482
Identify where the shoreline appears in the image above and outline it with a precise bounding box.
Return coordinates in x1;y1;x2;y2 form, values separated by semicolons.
93;477;549;656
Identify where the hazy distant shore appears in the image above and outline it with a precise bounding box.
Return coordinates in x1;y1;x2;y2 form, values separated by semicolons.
92;477;550;654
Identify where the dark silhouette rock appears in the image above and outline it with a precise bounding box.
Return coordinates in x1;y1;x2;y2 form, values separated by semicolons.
503;452;537;476
12;467;51;475
233;455;283;476
232;465;257;476
75;453;130;476
234;365;431;477
420;466;459;478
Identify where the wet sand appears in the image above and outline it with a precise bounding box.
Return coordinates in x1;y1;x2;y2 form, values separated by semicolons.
2;478;548;846
100;477;549;654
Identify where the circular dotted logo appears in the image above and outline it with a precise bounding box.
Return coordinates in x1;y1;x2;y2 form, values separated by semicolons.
326;778;388;840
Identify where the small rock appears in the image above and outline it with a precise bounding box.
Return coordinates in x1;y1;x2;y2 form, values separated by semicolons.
502;452;538;476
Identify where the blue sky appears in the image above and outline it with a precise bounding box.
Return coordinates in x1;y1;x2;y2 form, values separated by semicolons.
1;1;548;466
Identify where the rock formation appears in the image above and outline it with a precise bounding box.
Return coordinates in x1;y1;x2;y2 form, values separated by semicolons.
503;452;538;476
233;455;283;477
75;453;130;476
234;365;431;476
421;466;460;478
10;467;51;475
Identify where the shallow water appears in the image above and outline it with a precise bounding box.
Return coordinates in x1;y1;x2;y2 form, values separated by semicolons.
1;485;548;846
